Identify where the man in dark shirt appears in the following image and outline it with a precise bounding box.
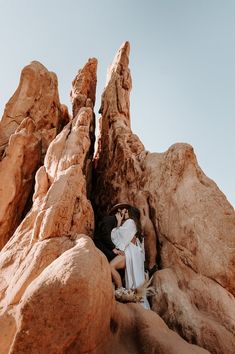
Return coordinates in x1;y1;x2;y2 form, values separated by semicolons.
94;214;120;261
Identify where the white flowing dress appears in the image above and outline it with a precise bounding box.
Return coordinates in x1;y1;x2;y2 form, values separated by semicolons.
111;219;150;309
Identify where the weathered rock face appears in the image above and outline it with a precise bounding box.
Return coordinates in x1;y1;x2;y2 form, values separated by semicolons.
148;143;235;353
1;235;209;354
70;58;97;117
9;236;113;354
94;42;158;269
0;55;208;354
0;118;41;249
0;61;68;158
0;43;234;354
93;42;235;354
0;59;97;353
70;58;97;197
0;61;69;249
107;301;209;354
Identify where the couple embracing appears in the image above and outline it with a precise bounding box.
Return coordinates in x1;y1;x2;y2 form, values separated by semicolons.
95;203;150;309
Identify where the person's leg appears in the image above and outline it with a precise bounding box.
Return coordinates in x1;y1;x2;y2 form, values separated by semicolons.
110;255;126;288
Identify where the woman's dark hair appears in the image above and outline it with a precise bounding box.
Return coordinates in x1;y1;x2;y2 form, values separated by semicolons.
126;206;143;242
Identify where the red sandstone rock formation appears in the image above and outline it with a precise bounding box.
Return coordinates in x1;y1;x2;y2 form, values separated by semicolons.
0;61;68;158
0;54;210;354
93;42;235;354
94;42;157;270
0;43;233;354
0;62;69;249
0;117;41;249
70;58;97;197
70;58;97;117
0;59;96;353
0;55;208;354
1;236;208;354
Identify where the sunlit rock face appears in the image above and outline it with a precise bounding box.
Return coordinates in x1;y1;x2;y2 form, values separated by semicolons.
0;54;208;354
93;42;158;270
0;235;209;354
0;61;69;249
0;42;234;354
93;42;235;354
8;236;114;354
0;59;97;353
144;143;235;353
0;61;68;158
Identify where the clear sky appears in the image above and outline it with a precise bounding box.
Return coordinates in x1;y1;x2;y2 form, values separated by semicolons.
0;0;234;207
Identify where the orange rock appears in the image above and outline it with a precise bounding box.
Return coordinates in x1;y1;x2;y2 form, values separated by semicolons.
3;236;209;354
70;57;97;197
0;59;97;353
0;117;41;249
107;301;209;354
152;267;235;354
70;57;97;116
0;61;69;249
0;61;68;154
0;61;69;159
0;44;234;354
9;236;113;354
93;41;158;269
93;42;235;353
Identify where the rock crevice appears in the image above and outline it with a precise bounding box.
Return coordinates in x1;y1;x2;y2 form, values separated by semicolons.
93;41;235;354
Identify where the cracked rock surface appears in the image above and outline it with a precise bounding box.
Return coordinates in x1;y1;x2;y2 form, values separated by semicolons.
93;42;235;354
0;43;234;354
0;61;69;249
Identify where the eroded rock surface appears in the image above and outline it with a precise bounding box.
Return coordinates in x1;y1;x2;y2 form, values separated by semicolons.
93;41;235;353
0;43;234;354
108;300;209;354
0;61;69;249
2;236;209;354
9;236;113;354
94;42;158;269
0;59;97;353
0;118;41;249
0;61;68;158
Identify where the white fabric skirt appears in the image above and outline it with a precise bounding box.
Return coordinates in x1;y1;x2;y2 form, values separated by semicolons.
125;241;150;309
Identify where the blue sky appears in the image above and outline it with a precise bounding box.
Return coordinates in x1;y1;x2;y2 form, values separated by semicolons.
0;0;234;206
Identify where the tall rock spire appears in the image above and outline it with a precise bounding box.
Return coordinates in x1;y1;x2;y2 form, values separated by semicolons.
0;61;69;159
0;61;69;249
70;58;97;197
93;41;158;269
99;41;131;121
93;42;235;354
0;44;234;354
70;58;97;116
0;58;97;353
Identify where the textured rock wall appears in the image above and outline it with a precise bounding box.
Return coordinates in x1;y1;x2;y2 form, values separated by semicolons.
0;59;97;353
93;42;158;269
106;301;209;354
0;55;209;354
146;144;235;353
0;61;68;158
1;235;209;354
93;42;235;354
0;43;234;354
9;236;113;354
0;62;69;249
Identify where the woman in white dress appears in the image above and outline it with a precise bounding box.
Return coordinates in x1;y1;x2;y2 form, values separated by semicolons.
109;205;150;309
